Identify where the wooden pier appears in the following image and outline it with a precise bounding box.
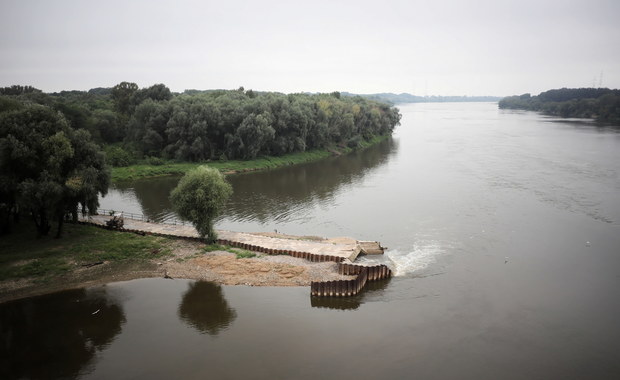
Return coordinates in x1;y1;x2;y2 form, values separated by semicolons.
79;212;391;297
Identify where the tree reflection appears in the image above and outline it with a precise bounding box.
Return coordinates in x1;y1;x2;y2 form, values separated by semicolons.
112;175;180;221
108;136;399;224
178;281;237;335
221;136;399;223
0;287;125;380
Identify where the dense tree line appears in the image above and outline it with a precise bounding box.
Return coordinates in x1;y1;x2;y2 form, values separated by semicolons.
0;83;401;166
0;82;400;235
498;88;620;123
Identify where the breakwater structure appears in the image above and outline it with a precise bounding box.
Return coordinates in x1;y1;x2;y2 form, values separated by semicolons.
79;210;392;297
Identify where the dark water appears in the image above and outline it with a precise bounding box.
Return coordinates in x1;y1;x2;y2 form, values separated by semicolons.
3;103;620;379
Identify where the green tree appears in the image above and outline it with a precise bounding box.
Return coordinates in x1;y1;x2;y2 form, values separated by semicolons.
126;99;171;156
169;166;232;242
132;83;173;105
0;85;42;96
0;105;110;236
92;109;123;143
111;81;138;115
235;112;275;159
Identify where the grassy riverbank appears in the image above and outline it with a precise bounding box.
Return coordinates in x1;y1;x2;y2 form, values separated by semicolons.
0;222;349;303
0;222;171;285
111;135;389;182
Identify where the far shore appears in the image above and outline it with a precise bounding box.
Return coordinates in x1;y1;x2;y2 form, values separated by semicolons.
110;135;389;182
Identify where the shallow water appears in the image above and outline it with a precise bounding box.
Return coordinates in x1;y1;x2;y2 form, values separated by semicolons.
3;103;620;379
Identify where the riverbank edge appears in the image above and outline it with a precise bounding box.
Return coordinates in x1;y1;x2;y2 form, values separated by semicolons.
111;134;390;181
0;222;366;304
0;241;344;305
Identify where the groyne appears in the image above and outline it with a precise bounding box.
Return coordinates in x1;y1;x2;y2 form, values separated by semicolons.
310;262;392;297
78;211;391;297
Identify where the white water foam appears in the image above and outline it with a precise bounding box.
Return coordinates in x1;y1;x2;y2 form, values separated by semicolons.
358;241;446;276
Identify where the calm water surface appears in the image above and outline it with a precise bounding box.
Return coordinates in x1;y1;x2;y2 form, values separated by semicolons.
2;103;620;379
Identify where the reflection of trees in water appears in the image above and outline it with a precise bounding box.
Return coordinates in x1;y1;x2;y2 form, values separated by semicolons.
112;176;180;221
109;137;398;224
178;281;237;335
310;278;391;311
0;287;125;380
222;137;399;223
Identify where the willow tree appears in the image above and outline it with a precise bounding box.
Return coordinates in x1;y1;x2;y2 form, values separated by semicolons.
169;166;232;242
0;105;110;236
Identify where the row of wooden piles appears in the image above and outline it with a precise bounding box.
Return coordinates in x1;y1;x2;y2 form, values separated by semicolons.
78;220;392;298
310;262;392;297
218;238;393;297
216;239;345;263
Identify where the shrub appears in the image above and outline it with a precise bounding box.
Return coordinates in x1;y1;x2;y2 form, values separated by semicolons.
104;145;136;167
169;166;233;242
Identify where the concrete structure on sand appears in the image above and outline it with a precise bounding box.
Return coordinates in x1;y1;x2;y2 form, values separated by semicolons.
79;212;391;297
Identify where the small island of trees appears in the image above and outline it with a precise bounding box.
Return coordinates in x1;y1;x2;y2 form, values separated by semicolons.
498;87;620;123
0;82;402;237
1;83;401;166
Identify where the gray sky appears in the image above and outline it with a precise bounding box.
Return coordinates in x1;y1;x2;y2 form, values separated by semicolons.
1;0;619;96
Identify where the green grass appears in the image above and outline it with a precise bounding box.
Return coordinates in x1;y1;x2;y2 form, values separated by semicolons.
0;222;171;282
203;243;229;253
111;149;331;181
203;244;257;259
110;135;390;182
232;249;257;259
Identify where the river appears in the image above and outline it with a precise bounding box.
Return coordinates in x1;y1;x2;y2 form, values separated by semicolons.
2;103;620;379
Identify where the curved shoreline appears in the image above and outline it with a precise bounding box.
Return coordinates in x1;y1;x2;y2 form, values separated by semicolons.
111;135;390;182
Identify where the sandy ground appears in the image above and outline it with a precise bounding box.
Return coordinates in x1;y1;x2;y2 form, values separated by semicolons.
0;238;354;303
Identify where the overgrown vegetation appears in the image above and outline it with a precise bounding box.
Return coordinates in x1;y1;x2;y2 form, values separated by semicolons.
499;88;620;123
0;83;400;238
233;250;257;259
0;83;401;166
110;148;333;181
203;243;230;253
202;243;257;259
0;103;110;237
109;136;390;181
0;222;170;282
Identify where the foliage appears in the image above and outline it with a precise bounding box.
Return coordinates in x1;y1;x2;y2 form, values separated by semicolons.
109;147;339;181
111;81;139;115
169;166;233;242
0;85;42;96
1;82;400;183
0;104;110;237
202;243;256;258
0;96;24;113
233;249;256;259
499;88;620;123
146;156;165;165
103;145;137;167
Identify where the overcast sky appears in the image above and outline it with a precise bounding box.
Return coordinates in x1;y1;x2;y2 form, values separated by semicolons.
1;0;618;96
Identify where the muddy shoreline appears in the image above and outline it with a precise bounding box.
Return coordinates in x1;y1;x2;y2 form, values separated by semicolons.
0;239;354;304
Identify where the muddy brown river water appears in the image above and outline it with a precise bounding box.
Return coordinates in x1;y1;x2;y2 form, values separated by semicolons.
2;103;620;379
